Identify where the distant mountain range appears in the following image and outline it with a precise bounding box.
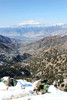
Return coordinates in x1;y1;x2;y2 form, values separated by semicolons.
0;24;67;42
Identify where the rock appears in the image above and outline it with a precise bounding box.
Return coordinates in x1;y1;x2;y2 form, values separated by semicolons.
33;79;49;94
33;79;41;91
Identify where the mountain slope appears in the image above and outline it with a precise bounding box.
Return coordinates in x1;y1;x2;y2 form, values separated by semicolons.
0;34;67;86
0;35;20;53
20;35;67;54
19;35;67;84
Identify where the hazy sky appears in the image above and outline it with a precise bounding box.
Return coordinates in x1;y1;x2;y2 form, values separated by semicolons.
0;0;67;27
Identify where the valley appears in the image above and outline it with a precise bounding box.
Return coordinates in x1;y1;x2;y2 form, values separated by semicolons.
0;34;67;92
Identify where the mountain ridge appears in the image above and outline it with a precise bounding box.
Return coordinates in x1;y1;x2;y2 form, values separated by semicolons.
0;35;25;54
0;24;67;42
20;35;67;54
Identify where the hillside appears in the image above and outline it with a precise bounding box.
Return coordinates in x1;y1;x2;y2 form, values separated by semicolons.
20;35;67;54
19;35;67;87
0;35;25;54
0;34;67;90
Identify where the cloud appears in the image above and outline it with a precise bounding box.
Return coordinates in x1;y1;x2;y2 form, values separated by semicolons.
18;20;40;25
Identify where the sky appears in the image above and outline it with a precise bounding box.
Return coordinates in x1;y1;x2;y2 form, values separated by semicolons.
0;0;67;27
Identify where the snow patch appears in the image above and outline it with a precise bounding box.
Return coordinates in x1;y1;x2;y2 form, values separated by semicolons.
0;79;67;100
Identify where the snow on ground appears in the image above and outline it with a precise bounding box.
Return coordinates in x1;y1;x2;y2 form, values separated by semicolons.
0;78;67;100
13;85;67;100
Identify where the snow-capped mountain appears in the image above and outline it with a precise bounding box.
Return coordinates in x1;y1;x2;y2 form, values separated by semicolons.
0;23;67;42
